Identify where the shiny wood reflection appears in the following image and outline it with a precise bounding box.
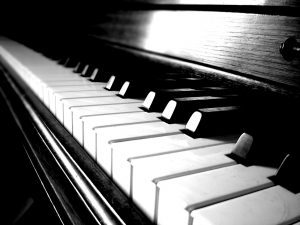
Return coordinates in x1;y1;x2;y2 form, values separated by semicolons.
90;10;300;89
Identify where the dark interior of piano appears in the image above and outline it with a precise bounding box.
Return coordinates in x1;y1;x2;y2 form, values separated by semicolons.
1;1;300;225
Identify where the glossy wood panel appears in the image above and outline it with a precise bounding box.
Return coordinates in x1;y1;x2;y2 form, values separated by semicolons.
89;10;300;89
119;0;300;7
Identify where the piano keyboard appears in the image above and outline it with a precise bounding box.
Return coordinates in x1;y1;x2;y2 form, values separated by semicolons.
1;39;300;225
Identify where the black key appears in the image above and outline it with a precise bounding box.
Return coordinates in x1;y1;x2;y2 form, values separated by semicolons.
117;78;176;99
60;56;79;68
73;62;86;73
202;87;236;96
142;88;207;112
88;68;100;81
274;153;300;193
105;75;126;91
89;68;111;82
175;77;212;88
58;56;69;65
162;95;240;123
230;133;254;161
230;130;288;169
185;106;243;136
64;58;77;68
142;87;235;112
118;80;147;98
64;57;72;67
118;77;211;99
80;64;94;77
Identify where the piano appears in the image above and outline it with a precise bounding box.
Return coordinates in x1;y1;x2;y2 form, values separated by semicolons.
1;1;300;224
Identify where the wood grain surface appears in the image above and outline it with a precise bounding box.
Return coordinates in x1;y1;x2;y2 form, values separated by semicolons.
89;10;300;90
117;0;300;7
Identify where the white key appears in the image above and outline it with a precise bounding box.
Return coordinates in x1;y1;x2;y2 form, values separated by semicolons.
39;79;92;100
65;102;141;133
35;76;88;97
31;70;76;79
131;143;236;221
0;46;42;94
157;165;276;225
39;78;92;95
45;83;106;107
0;42;75;81
111;134;238;195
60;96;142;128
191;186;300;225
83;112;161;158
44;79;92;85
95;121;185;175
72;102;143;141
53;90;117;117
25;66;77;79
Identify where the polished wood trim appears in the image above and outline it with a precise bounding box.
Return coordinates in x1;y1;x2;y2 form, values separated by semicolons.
118;0;300;7
87;10;300;92
92;1;300;16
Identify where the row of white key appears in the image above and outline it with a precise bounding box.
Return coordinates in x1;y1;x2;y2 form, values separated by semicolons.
1;40;299;225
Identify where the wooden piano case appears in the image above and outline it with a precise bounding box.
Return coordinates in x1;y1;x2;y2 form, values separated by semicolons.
1;1;300;224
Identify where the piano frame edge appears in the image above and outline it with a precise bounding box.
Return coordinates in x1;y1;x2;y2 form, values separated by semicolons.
0;56;154;225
